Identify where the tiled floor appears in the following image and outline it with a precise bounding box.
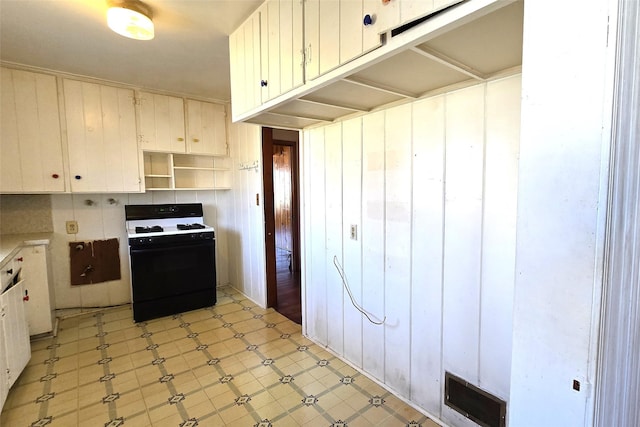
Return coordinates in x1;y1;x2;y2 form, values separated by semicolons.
1;287;439;427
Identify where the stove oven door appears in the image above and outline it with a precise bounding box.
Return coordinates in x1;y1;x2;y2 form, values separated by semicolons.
129;239;216;322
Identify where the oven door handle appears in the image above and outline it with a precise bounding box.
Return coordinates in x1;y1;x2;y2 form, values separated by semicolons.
130;241;213;254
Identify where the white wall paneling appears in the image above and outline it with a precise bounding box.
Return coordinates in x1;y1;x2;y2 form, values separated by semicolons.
479;77;520;399
342;118;364;367
301;75;521;423
361;110;387;382
410;94;445;415
509;0;613;425
383;104;413;397
227;122;267;306
324;123;345;353
305;127;328;342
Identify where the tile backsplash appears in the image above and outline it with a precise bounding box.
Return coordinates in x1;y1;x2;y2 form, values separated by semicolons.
0;194;53;234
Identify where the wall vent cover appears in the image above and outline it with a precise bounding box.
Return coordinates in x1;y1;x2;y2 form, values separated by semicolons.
444;372;506;427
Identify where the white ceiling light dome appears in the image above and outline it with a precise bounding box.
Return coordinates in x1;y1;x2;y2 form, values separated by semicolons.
107;0;154;41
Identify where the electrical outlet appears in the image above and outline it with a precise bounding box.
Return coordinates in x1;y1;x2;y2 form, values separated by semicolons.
66;220;78;234
350;224;357;240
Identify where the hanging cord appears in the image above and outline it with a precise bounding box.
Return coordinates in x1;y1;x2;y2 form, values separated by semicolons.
333;255;386;326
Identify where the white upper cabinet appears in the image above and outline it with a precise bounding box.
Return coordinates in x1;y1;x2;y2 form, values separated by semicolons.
186;99;227;156
63;79;142;193
229;11;262;117
138;92;228;157
0;68;65;193
229;0;304;117
137;92;186;152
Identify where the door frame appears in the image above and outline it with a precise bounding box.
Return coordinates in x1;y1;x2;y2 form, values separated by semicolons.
262;127;301;309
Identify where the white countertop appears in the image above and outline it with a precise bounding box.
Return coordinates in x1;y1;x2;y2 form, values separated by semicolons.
0;233;52;267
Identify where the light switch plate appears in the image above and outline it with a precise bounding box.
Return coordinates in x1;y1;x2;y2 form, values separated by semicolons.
350;225;357;240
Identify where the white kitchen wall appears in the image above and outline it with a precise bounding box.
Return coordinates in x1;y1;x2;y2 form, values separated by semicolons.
509;0;613;425
302;75;521;425
226;122;267;307
49;190;231;309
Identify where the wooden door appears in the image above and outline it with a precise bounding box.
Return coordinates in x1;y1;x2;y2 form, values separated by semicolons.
0;68;65;193
262;127;301;323
64;79;140;192
138;92;186;152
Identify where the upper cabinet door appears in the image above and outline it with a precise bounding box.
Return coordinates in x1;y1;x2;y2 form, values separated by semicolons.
186;100;227;156
305;0;341;80
0;68;65;193
279;0;304;94
229;10;262;118
229;0;304;120
138;92;186;152
63;79;141;193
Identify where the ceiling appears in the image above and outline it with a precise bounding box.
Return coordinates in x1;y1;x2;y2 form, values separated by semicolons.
0;0;263;102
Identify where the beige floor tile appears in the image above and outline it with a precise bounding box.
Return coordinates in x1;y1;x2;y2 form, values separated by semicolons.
1;287;440;427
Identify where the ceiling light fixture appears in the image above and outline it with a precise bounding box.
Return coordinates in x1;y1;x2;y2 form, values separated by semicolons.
107;0;154;41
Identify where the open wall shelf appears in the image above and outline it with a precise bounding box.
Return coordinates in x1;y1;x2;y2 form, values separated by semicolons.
143;152;231;191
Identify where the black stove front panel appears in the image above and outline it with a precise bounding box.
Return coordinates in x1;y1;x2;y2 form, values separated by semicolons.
129;237;216;322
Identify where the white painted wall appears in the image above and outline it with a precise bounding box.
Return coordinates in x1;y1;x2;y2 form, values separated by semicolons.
226;122;267;307
49;190;232;309
301;75;521;424
509;0;613;425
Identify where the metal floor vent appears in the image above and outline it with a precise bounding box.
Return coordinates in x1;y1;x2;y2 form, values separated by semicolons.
445;372;506;427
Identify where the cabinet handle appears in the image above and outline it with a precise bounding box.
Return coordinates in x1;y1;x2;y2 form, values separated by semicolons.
75;175;82;180
363;14;374;26
260;80;268;87
23;290;29;302
16;257;23;262
192;138;200;143
177;137;184;141
6;269;13;275
52;173;59;179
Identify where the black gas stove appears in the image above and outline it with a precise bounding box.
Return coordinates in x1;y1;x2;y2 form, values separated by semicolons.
125;203;217;322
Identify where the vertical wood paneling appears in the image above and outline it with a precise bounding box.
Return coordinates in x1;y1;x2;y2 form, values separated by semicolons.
361;111;386;380
342;117;364;366
383;104;413;396
442;85;485;385
324;123;344;352
319;0;340;75
410;95;445;414
267;0;281;99
291;0;304;88
306;127;327;343
279;0;294;94
64;80;138;193
480;76;521;398
304;0;319;80
226;122;266;305
1;71;21;191
300;79;522;422
340;0;363;64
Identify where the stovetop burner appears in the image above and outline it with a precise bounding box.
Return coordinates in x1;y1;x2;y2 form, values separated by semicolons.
177;223;206;230
135;225;163;233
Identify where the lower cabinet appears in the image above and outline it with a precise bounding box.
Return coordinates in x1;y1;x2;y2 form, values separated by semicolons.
21;245;55;336
0;280;31;411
